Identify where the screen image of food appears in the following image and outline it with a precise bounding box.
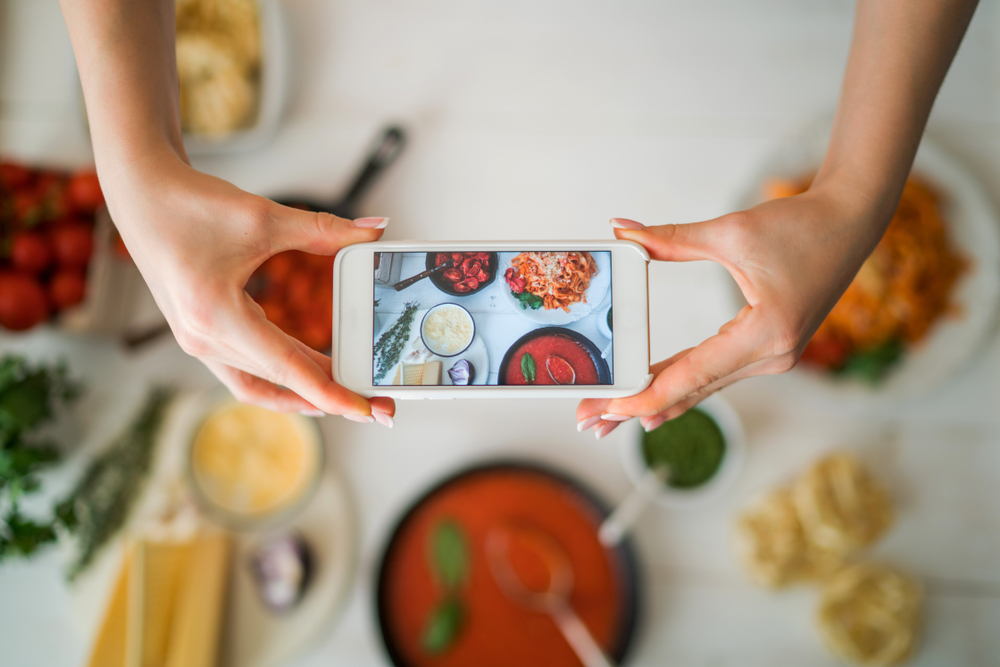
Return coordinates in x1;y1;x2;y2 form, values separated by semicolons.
372;251;613;386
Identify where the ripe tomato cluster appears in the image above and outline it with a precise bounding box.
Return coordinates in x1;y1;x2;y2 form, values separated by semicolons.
251;250;334;351
0;161;104;332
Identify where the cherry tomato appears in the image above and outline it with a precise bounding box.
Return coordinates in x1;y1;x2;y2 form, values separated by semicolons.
257;296;291;331
49;220;94;268
11;232;53;274
0;162;32;190
48;269;86;310
298;316;332;351
800;338;849;370
13;190;44;226
0;271;49;331
286;271;313;310
260;252;295;283
67;171;104;213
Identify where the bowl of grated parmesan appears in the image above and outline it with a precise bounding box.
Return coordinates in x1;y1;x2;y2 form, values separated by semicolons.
419;303;476;357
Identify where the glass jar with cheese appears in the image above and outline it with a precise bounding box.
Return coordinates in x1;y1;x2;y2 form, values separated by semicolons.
187;398;323;529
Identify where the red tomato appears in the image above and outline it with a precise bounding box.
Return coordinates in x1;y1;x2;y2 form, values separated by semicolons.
67;171;104;213
800;338;848;370
298;316;332;351
13;190;44;226
0;271;49;331
10;232;53;274
286;271;313;309
257;297;291;330
0;162;33;190
48;269;86;310
49;220;94;268
260;252;295;283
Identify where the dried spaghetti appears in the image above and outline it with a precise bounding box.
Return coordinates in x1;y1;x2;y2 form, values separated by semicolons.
507;251;598;312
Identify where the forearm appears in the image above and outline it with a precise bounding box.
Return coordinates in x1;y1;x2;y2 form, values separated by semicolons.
59;0;187;191
817;0;978;223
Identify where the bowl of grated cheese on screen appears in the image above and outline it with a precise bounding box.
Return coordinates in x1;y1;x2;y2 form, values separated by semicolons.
420;303;476;357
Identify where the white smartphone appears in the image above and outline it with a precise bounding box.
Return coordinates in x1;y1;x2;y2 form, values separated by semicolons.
333;241;650;399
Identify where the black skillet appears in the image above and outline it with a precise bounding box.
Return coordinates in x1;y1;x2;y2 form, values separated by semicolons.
122;126;406;350
274;125;406;217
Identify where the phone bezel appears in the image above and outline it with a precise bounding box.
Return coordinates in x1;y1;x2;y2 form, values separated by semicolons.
333;240;650;399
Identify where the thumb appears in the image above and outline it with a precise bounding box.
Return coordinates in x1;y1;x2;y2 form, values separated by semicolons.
609;217;719;263
268;201;388;256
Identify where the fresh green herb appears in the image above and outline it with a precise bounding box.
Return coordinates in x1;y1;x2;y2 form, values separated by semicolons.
421;519;470;655
430;519;468;589
607;307;613;332
837;339;904;385
421;597;464;653
513;290;543;310
643;408;726;489
0;356;80;562
59;388;174;578
373;302;419;382
521;353;537;383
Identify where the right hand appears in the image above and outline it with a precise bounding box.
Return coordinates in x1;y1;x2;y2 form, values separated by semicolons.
103;154;394;426
577;179;893;438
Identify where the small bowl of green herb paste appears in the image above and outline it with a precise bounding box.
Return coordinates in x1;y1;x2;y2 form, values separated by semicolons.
620;394;745;509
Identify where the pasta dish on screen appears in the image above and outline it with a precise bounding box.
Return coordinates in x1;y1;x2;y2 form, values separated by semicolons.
504;252;598;312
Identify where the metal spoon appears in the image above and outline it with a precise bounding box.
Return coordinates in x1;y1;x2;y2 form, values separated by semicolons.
486;524;615;667
598;465;669;547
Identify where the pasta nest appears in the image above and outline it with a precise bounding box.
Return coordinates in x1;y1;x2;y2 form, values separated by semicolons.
817;563;922;666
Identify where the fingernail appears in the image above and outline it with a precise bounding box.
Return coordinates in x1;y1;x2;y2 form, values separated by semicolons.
600;413;632;422
353;217;389;229
299;409;325;418
344;413;375;424
577;415;601;432
372;409;395;429
594;421;621;440
610;218;646;230
644;416;666;432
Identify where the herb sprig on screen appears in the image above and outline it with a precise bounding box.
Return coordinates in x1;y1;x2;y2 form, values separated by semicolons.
0;356;80;561
513;290;543;310
374;302;418;382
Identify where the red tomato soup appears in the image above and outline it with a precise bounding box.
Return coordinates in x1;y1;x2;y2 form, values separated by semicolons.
504;334;600;385
380;469;627;667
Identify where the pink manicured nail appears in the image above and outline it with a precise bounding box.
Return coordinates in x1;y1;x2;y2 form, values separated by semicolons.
644;416;666;432
344;413;375;424
610;218;646;230
594;421;621;440
353;217;389;229
577;416;602;432
600;413;632;422
300;409;325;418
372;410;395;429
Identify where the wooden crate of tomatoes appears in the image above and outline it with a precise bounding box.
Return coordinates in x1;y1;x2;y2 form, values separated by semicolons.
0;161;104;332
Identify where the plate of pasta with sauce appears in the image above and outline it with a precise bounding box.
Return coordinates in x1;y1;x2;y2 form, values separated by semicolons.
736;122;1000;406
498;251;611;325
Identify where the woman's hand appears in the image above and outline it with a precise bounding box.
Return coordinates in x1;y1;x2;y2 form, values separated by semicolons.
576;180;892;438
104;151;394;426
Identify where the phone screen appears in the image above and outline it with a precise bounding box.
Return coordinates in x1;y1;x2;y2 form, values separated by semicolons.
372;251;614;387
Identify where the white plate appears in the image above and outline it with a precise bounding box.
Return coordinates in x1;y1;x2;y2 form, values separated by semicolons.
497;251;612;325
734;124;1000;408
374;308;491;386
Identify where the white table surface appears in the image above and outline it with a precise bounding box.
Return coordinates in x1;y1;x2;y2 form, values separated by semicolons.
2;1;1000;666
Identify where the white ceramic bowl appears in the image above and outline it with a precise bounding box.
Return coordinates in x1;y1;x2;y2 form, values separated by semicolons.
619;394;746;509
